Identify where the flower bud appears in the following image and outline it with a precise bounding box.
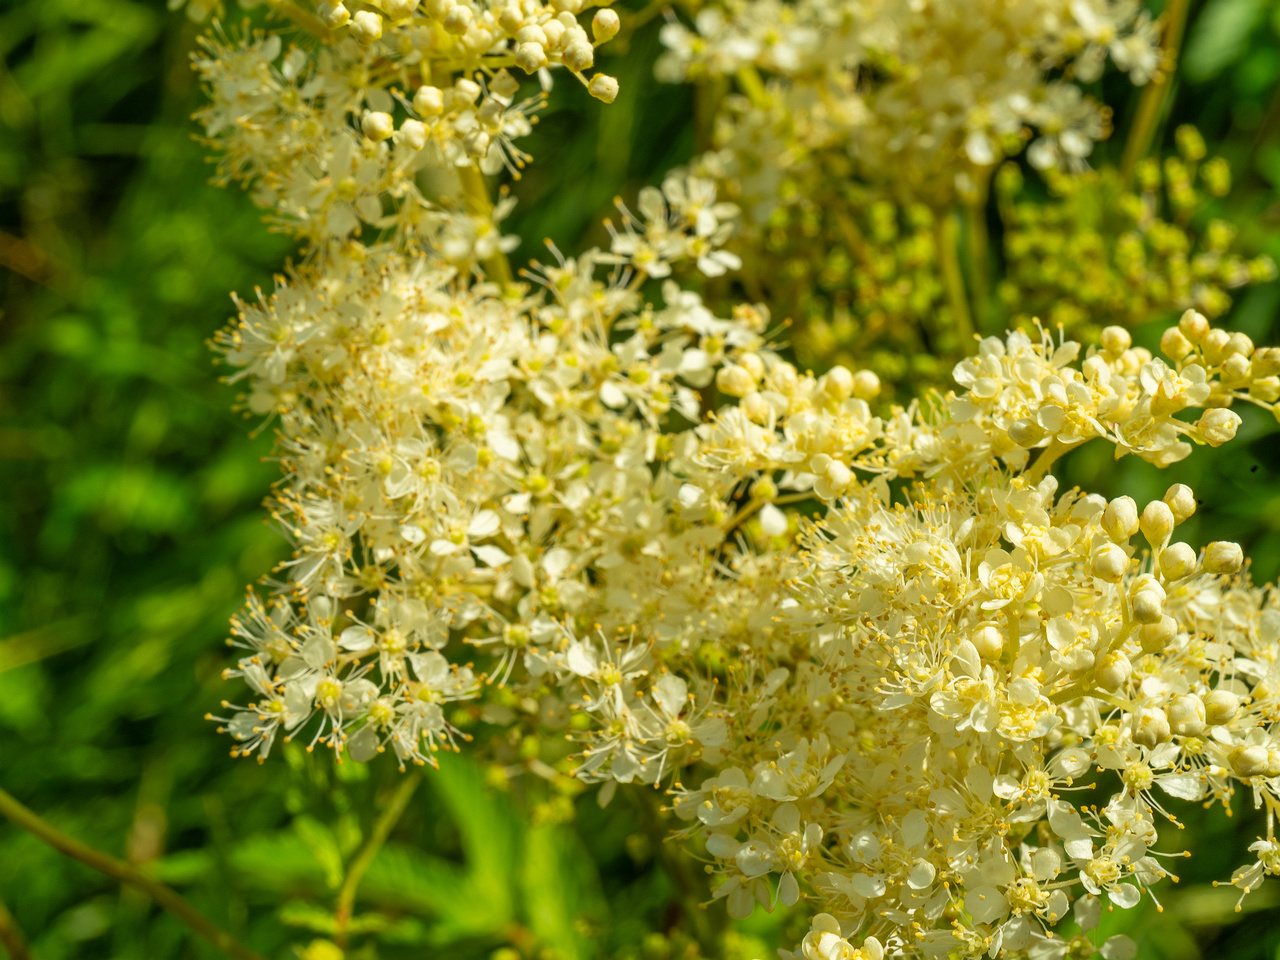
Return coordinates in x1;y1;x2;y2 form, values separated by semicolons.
425;0;454;17
1178;308;1209;344
740;391;770;424
1139;615;1177;653
592;8;620;42
516;41;548;73
414;84;444;116
541;18;565;46
1096;652;1132;691
588;73;619;103
1203;541;1243;575
1100;325;1131;358
853;369;881;400
972;623;1003;661
562;40;595;72
1160;327;1193;361
1222;352;1251;386
397;118;427;150
1131;706;1170;747
1226;332;1255;357
716;364;755;398
453;78;481;104
1132;587;1164;625
350;9;384;42
552;0;581;13
1203;328;1230;365
738;352;765;381
1009;418;1046;446
1204;689;1240;725
361;110;395;141
515;23;547;44
442;3;472;31
1168;694;1206;737
824;460;852;494
1101;496;1139;542
1195;407;1241;446
1159;541;1196;580
819;365;855;403
1140;500;1174;547
1230;744;1270;778
381;0;417;18
318;1;351;27
1091;543;1129;582
1163;483;1196;523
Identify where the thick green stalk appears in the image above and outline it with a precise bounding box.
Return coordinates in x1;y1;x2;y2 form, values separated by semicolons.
935;212;974;352
334;772;422;949
0;788;268;960
458;165;516;291
1119;0;1191;184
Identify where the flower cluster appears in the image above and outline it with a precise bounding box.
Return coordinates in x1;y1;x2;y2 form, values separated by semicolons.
657;0;1160;209
194;3;1280;959
999;129;1277;335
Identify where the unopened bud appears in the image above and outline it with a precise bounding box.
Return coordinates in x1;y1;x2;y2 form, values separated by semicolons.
1178;308;1210;344
318;0;351;27
1091;543;1129;582
716;364;755;398
1205;689;1240;725
1100;325;1131;358
398;118;427;150
1163;483;1196;523
414;84;444;116
1101;496;1139;542
592;7;620;42
972;623;1003;661
1196;407;1241;446
1131;706;1170;747
1203;541;1243;575
1168;694;1206;737
1161;327;1193;361
1139;615;1177;653
516;41;547;73
350;9;384;41
1159;541;1197;580
853;369;881;400
588;73;619;103
563;40;594;72
381;0;417;18
453;78;481;104
740;391;770;424
425;0;454;16
819;366;855;403
541;18;565;46
442;3;472;32
1009;418;1046;446
1132;587;1164;625
824;461;852;494
1097;652;1132;692
1140;500;1174;547
361;110;394;141
1230;744;1270;778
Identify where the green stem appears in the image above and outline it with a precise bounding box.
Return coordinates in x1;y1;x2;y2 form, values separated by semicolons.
1024;439;1068;485
631;790;724;959
457;165;516;291
0;892;31;960
0;788;268;960
964;198;990;331
1119;0;1191;184
935;211;974;352
334;772;422;949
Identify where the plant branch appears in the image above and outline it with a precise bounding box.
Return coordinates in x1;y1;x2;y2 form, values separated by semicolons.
458;164;516;292
0;788;268;960
0;892;31;960
1119;0;1191;184
334;771;422;949
935;211;974;352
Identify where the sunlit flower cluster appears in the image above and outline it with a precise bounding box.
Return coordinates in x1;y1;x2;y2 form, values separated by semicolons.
194;3;1280;959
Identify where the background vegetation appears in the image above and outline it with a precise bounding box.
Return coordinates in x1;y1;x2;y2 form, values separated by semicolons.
3;0;1280;957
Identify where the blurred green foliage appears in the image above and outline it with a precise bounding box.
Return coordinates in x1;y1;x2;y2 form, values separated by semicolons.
4;0;1280;958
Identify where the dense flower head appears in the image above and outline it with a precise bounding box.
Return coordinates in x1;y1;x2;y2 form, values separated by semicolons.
193;2;1280;959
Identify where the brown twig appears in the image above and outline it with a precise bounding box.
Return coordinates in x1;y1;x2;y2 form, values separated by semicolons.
0;788;268;960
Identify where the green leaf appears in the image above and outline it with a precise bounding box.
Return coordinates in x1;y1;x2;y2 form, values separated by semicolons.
1183;0;1266;81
